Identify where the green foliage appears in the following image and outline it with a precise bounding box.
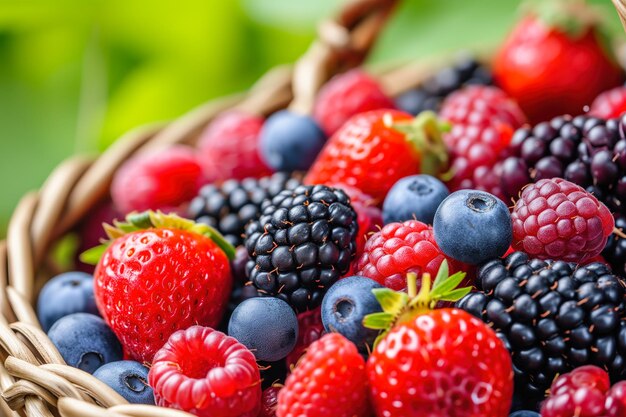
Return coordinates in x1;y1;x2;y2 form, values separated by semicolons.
0;0;622;236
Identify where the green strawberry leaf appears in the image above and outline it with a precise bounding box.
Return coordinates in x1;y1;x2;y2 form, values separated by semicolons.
363;312;394;330
431;271;468;299
432;259;450;290
372;288;409;315
79;244;108;265
438;287;473;302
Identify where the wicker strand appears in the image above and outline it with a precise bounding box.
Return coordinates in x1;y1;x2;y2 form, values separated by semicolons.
613;0;626;32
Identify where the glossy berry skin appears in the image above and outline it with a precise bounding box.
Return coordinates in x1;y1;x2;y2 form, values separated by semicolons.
313;69;395;136
277;333;369;417
493;16;623;123
37;271;99;332
356;220;463;291
259;110;326;172
540;366;626;417
511;178;614;263
368;308;513;417
93;361;154;405
510;412;540;417
111;145;204;213
259;386;280;417
604;215;626;277
285;307;324;369
383;174;449;225
320;276;383;353
305;109;428;202
434;190;512;265
228;297;298;362
197;110;272;181
94;228;231;362
149;326;261;417
395;55;493;115
590;86;626;120
47;313;122;374
245;185;358;312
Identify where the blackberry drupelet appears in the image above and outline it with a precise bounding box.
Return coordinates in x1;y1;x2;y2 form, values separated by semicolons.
187;172;301;247
395;55;492;115
500;114;626;215
457;251;626;403
245;185;358;312
604;215;626;277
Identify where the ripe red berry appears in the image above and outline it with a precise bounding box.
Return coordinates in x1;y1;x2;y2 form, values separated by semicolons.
589;86;626;119
439;86;526;199
355;219;464;291
540;365;626;417
285;307;325;370
149;326;261;417
111;145;204;214
313;69;395;136
197;110;273;181
511;178;614;262
259;386;281;417
368;308;513;417
277;333;370;417
94;212;232;362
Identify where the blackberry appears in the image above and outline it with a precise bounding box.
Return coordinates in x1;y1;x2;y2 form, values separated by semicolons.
244;184;358;312
604;215;626;277
457;251;626;403
395;55;492;115
187;172;302;246
500;114;626;215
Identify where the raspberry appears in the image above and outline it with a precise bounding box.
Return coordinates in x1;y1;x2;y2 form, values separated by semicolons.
197;110;273;182
355;220;464;291
589;86;626;120
313;69;395;136
259;386;280;417
285;307;325;369
111;145;204;214
540;366;626;417
149;326;261;417
439;86;526;200
276;333;369;417
511;178;614;262
439;85;526;129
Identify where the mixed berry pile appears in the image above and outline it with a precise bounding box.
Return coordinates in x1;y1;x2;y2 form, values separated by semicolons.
39;2;626;417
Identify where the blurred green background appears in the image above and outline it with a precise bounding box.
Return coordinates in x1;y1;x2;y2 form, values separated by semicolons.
0;0;622;237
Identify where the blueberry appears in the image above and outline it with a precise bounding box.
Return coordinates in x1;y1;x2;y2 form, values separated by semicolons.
321;276;383;352
259;110;326;171
433;190;512;264
509;412;540;417
93;361;154;404
47;313;123;374
228;297;298;362
37;271;99;331
382;174;449;225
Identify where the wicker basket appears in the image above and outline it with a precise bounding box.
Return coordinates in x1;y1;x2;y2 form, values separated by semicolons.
2;1;626;416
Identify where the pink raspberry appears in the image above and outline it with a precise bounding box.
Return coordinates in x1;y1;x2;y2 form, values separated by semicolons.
589;85;626;119
511;178;614;262
197;110;273;181
313;69;395;136
148;326;261;417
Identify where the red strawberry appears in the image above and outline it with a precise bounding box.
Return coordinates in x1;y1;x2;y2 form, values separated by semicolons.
493;2;623;123
149;325;261;417
285;307;325;370
89;211;235;362
197;110;273;181
355;220;466;291
589;85;626;119
313;69;395;136
439;86;526;200
111;145;204;214
276;333;370;417
364;267;513;417
305;110;449;202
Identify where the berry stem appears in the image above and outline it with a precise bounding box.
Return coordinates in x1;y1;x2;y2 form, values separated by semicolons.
614;227;626;239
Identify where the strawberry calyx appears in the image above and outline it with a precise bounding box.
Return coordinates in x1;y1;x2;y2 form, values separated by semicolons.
80;210;236;264
363;260;471;347
523;0;603;38
389;111;450;179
